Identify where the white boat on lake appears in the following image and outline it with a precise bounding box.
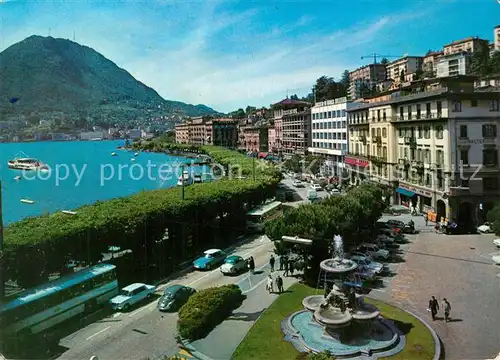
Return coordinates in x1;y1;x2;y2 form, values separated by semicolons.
8;157;49;171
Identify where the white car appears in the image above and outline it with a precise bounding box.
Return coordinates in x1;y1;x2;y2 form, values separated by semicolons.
110;283;156;311
478;223;492;234
292;180;304;188
220;255;248;275
494;238;500;248
311;183;323;191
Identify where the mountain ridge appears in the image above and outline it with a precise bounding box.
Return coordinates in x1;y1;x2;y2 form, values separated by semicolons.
0;35;219;123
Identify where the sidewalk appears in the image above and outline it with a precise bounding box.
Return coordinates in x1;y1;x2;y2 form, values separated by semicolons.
183;265;300;360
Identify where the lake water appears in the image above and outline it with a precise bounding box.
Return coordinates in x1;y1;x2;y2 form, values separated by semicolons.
0;140;200;225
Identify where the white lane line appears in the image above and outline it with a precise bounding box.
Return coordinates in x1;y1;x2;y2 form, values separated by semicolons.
86;326;111;340
129;305;149;317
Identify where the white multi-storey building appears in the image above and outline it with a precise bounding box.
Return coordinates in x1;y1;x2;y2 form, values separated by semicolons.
436;52;470;78
309;97;355;176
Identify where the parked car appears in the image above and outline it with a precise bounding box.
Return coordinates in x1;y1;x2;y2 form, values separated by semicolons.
308;189;318;201
350;254;385;274
356;243;390;260
386;219;405;227
220;255;248;275
375;235;395;245
478;222;492;234
356;267;378;280
157;285;196;312
493;238;500;248
110;283;156;311
193;249;227;270
311;183;323;191
292;179;305;188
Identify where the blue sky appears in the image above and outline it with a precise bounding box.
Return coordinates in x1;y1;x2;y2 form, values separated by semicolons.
0;0;499;113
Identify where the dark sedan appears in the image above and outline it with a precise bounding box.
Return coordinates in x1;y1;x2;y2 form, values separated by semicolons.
157;285;196;312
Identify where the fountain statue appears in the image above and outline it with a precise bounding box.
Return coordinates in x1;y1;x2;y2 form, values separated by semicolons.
282;235;404;358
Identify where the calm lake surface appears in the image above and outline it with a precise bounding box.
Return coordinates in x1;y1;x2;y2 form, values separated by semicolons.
0;140;200;225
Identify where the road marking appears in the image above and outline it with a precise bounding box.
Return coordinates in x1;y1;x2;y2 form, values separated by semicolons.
112;312;121;318
86;326;110;340
129;305;149;317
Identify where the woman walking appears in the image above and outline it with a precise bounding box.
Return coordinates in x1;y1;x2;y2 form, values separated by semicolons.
266;274;274;293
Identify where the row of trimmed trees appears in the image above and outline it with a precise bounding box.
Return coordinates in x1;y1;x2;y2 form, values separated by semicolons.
265;183;387;282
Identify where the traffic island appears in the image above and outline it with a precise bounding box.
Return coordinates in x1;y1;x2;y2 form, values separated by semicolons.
232;283;439;360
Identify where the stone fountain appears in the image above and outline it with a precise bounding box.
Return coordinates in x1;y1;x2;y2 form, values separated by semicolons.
281;235;405;358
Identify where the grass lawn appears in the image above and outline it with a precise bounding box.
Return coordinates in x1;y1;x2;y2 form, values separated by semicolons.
232;283;435;360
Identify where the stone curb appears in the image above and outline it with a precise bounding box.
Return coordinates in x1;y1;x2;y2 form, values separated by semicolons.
366;296;442;360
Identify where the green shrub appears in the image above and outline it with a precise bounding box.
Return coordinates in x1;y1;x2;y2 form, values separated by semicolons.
487;203;500;236
177;284;245;341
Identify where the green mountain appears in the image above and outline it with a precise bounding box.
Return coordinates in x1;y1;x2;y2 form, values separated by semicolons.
0;35;218;124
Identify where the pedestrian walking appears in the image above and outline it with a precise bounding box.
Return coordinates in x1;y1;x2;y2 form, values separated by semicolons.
276;274;284;293
283;260;289;277
269;255;275;272
424;213;428;226
442;298;451;322
428;296;439;321
278;255;284;270
289;260;294;277
266;274;274;293
248;256;255;274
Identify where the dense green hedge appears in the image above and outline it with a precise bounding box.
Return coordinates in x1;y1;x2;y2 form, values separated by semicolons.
177;284;245;341
2;144;281;288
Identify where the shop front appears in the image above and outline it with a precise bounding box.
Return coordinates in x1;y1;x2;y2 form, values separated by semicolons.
395;183;434;214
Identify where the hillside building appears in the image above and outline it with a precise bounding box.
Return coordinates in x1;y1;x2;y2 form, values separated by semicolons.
348;64;387;100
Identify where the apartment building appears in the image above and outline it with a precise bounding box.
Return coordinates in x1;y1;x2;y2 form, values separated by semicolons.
308;97;353;176
240;126;269;152
495;25;500;51
423;51;443;78
175;117;237;147
348;64;387;100
282;108;311;156
386;56;423;87
272;98;311;154
436;52;471;78
443;36;489;56
347;75;500;228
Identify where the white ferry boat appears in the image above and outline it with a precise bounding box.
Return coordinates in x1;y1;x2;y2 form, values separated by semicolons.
8;158;49;171
177;170;194;186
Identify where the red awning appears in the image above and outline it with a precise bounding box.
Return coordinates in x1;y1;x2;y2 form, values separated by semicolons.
344;157;370;168
258;152;268;158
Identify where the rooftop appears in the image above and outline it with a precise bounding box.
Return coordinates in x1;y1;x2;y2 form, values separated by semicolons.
444;36;488;47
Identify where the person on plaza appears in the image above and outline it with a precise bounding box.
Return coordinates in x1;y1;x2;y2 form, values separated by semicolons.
424;213;428;226
289;260;295;277
276;274;284;293
278;254;284;271
248;256;255;274
266;274;274;293
269;255;275;272
283;260;289;277
442;298;451;322
428;296;439;321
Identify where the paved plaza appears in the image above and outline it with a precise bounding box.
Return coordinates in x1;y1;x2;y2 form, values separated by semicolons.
382;227;500;359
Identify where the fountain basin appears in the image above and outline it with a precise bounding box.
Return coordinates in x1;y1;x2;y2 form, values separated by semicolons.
314;308;352;327
303;295;325;312
352;301;381;321
320;258;358;273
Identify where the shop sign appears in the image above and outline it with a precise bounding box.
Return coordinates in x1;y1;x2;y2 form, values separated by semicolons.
344;157;369;168
399;183;433;198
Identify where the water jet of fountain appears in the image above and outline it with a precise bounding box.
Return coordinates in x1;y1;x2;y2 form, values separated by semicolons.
333;234;344;260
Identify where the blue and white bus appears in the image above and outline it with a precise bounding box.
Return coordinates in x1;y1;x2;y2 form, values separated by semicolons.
0;263;118;339
247;201;283;233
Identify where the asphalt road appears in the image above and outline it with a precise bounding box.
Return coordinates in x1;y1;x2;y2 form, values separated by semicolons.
54;235;275;360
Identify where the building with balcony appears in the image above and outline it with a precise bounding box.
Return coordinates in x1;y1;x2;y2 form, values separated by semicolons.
443;36;489;56
422;51;443;78
436;52;471;78
347;75;500;228
175;117;237;147
268;126;276;153
282;108;311;156
240;126;269;153
495;25;500;51
386;56;424;87
348;64;387;100
272;98;311;154
308;97;353;176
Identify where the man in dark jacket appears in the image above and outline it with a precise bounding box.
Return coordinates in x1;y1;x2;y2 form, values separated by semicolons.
269;255;275;272
428;296;439;321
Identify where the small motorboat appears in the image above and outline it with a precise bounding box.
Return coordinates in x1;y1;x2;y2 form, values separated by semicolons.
20;199;35;204
131;158;136;162
134;152;139;157
111;152;117;156
14;176;21;181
